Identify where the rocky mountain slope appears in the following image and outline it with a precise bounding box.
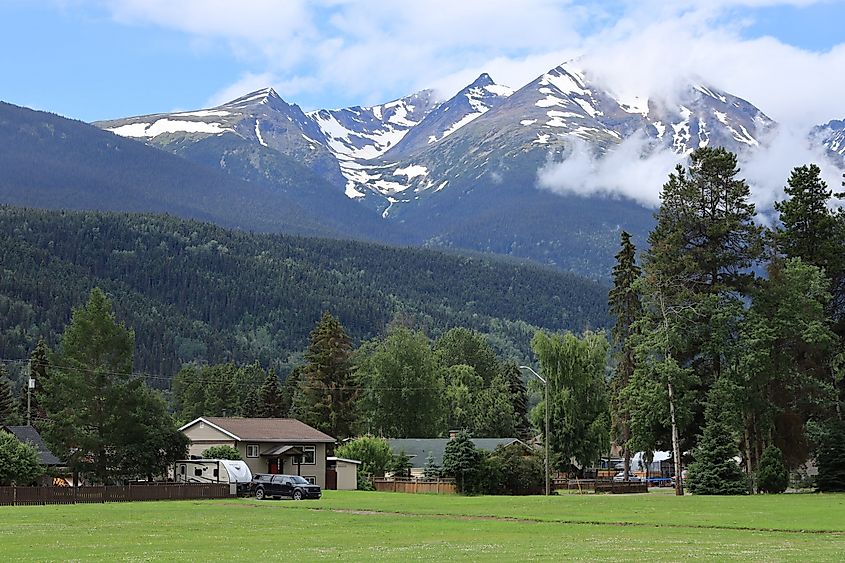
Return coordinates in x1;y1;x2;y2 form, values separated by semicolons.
90;60;839;277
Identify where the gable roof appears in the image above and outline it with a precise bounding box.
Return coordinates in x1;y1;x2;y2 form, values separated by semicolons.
2;426;63;466
179;417;335;443
387;438;528;468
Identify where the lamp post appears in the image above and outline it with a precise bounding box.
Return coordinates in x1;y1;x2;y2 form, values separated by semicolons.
520;365;550;496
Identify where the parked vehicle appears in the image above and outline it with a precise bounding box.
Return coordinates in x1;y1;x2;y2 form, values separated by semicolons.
173;459;253;495
251;474;322;500
612;472;642;482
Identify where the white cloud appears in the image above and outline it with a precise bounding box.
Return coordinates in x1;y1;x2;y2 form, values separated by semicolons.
96;0;844;131
537;133;684;208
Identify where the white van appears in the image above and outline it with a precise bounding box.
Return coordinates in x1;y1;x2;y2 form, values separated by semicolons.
174;459;253;495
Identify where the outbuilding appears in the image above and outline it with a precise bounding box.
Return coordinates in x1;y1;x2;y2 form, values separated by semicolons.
326;457;361;490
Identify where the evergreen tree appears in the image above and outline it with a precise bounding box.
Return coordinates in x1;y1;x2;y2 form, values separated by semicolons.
29;339;50;424
423;452;442;479
641;147;764;489
0;367;15;426
301;313;357;439
532;330;610;472
756;445;789;494
258;369;285;418
501;361;532;439
774;164;845;306
43;288;185;483
608;231;642;480
815;420;845;492
687;386;749;495
442;431;482;493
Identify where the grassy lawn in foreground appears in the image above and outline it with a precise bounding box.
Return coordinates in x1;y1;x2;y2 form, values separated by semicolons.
0;491;842;561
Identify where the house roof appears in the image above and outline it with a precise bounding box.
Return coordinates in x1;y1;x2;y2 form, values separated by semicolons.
387;438;528;468
2;425;63;466
180;417;335;443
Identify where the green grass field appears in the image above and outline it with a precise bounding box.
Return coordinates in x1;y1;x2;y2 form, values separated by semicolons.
1;490;843;561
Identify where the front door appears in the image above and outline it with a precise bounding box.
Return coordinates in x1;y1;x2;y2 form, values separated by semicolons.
268;458;280;474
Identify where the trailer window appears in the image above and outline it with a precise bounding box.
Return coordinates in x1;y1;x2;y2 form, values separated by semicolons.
194;468;203;476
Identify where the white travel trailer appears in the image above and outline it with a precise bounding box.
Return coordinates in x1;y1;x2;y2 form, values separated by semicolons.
174;459;253;495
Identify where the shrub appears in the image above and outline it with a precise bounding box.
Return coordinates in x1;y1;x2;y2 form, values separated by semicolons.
336;435;393;478
756;445;789;494
201;445;242;460
0;431;44;485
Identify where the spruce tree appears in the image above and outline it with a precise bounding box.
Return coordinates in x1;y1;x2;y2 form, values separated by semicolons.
816;420;845;492
0;367;16;426
608;231;642;479
302;313;357;439
756;445;789;493
442;431;481;493
501;361;531;439
687;387;749;495
258;369;285;418
29;339;50;424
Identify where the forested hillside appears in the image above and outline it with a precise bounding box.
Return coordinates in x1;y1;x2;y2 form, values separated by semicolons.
0;207;609;380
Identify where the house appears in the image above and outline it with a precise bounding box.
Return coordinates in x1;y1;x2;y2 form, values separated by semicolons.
2;425;62;467
387;437;532;478
179;417;335;488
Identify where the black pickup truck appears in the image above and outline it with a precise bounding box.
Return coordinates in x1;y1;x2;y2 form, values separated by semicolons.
251;474;322;500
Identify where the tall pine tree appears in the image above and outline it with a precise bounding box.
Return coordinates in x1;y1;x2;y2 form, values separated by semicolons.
608;231;642;480
258;369;286;418
301;313;357;439
642;147;764;478
29;339;51;425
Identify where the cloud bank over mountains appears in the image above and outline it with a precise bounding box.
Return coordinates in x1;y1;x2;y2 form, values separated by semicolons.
99;0;845;132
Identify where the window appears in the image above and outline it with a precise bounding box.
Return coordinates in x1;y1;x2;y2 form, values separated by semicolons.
194;467;203;476
179;465;186;475
303;476;317;484
212;468;218;478
300;445;316;465
247;444;259;458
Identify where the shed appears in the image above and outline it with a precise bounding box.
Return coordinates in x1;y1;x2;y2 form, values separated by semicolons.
326;457;361;490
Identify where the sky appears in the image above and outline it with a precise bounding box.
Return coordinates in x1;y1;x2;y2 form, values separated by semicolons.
2;0;843;126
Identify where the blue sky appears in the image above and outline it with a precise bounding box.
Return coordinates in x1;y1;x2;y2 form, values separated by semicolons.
2;1;844;124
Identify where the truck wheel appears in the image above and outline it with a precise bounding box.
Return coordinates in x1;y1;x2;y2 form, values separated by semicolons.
293;489;303;501
255;487;265;500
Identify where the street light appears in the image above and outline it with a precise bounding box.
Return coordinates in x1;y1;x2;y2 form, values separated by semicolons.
520;365;550;496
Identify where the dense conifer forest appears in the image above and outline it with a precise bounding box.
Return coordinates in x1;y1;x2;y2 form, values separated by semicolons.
0;207;609;381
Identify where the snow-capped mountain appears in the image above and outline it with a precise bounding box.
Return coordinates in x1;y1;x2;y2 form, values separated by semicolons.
383;73;513;159
342;62;775;216
308;89;439;161
94;60;834;277
813;119;845;163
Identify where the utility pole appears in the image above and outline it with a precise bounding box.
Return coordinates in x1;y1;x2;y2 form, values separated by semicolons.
520;366;550;496
26;360;34;426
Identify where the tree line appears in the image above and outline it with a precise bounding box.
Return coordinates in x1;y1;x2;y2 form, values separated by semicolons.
171;314;533;441
606;149;845;494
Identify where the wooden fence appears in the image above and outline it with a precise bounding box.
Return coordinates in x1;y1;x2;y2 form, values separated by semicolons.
0;483;233;506
554;479;648;494
373;478;456;495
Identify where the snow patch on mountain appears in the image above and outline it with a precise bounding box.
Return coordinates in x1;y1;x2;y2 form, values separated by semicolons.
109;119;231;138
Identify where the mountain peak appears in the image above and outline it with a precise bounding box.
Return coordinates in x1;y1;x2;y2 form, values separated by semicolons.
222;87;283;108
470;73;495;88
